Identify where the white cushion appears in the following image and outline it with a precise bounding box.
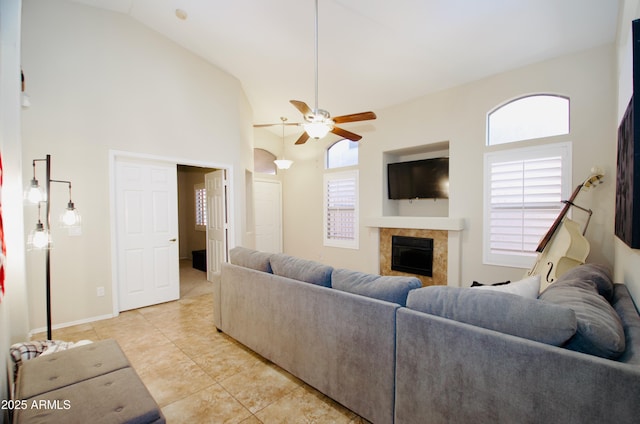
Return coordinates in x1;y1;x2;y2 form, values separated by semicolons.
473;275;541;298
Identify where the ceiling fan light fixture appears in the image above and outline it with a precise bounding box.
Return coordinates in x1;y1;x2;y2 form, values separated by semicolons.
304;121;332;139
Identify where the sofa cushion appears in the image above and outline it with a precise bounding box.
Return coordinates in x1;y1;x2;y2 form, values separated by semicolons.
472;275;540;299
15;368;165;424
16;339;131;400
331;269;421;306
270;253;333;287
554;263;615;302
539;272;625;359
229;246;273;273
406;286;577;346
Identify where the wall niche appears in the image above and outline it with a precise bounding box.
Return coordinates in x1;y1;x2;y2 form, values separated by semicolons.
382;141;450;218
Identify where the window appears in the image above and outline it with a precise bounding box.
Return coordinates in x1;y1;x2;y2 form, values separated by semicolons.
195;183;207;231
323;170;358;249
254;148;277;174
487;95;569;145
327;139;358;168
483;142;571;268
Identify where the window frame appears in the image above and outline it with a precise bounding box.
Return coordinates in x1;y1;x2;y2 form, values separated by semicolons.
323;169;359;249
487;94;570;146
483;142;572;268
326;139;359;169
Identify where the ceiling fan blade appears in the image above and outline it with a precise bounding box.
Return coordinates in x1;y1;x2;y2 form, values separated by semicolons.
333;111;377;124
331;126;362;142
294;131;310;145
253;123;300;128
290;100;314;117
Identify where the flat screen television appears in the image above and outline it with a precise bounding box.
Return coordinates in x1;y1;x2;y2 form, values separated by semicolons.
387;157;449;200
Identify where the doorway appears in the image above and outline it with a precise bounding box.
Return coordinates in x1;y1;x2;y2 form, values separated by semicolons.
111;151;232;314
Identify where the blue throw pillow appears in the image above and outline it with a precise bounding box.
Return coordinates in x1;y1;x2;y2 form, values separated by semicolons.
331;269;421;306
229;246;273;273
407;286;577;346
270;254;333;287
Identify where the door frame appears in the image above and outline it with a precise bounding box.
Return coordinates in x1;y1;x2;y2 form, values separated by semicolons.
109;150;234;316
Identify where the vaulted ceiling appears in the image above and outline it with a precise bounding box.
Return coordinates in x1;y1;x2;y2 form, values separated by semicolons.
70;0;619;127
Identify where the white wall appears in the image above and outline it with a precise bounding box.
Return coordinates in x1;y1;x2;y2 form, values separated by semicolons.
20;0;253;330
1;0;30;417
279;44;617;287
615;0;640;303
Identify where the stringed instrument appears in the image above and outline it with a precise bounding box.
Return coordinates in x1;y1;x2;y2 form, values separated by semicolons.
528;171;604;292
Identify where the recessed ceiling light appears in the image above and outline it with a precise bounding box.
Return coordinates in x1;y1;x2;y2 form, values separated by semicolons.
175;9;188;20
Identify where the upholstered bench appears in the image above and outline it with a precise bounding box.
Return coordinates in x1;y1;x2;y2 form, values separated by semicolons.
13;339;165;424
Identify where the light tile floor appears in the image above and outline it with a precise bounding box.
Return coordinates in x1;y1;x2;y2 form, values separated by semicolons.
32;260;369;423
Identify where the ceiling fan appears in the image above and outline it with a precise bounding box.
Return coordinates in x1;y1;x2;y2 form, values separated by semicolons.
255;0;376;145
290;0;376;145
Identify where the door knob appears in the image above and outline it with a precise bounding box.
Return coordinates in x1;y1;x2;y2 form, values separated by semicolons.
169;238;177;242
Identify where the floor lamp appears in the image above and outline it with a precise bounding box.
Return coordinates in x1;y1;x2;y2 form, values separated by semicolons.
27;154;80;340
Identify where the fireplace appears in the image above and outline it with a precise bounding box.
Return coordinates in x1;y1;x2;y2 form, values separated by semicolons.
391;235;433;277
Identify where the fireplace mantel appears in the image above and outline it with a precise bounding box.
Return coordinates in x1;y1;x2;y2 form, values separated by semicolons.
364;216;464;231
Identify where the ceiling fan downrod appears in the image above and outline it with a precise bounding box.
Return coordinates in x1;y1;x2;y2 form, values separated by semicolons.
313;0;320;115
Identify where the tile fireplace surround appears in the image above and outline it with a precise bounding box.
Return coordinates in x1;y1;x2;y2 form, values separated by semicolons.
365;217;464;287
380;228;446;286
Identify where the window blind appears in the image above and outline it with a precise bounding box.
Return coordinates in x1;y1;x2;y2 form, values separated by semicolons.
324;171;358;248
488;156;563;257
195;186;207;227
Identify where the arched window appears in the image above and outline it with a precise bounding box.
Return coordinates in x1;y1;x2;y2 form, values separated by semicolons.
324;139;359;249
484;94;572;268
487;94;570;145
327;139;358;169
254;148;277;175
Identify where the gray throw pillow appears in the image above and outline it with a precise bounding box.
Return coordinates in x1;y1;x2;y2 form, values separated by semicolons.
331;269;421;306
553;263;614;301
407;286;577;346
270;254;333;287
229;246;273;273
539;277;625;359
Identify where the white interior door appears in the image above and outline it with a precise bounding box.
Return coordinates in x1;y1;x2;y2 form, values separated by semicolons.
206;170;228;280
115;157;179;311
254;179;282;253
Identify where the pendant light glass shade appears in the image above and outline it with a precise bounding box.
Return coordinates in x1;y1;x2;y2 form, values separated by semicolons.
28;221;50;249
60;201;81;227
26;178;46;204
274;159;293;170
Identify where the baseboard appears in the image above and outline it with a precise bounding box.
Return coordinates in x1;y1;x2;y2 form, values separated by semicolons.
29;313;115;339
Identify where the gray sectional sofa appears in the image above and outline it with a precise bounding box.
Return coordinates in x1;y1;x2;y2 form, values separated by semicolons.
214;247;640;424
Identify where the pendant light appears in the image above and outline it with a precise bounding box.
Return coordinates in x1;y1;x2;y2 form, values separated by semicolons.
274;117;294;170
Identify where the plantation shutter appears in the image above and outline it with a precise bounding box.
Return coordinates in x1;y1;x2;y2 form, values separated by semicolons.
324;171;358;248
484;142;571;267
195;185;207;229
